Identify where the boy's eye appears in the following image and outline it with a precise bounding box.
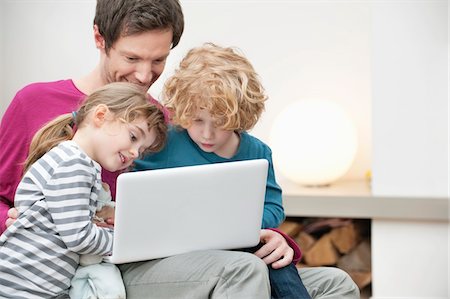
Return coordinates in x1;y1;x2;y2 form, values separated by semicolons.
215;118;226;127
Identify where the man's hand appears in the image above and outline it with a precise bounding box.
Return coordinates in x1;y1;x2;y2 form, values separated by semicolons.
5;207;18;228
253;229;294;269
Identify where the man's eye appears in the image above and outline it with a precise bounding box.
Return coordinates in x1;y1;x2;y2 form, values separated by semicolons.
126;57;138;62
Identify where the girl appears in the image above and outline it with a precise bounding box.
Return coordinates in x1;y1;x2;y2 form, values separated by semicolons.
0;82;167;298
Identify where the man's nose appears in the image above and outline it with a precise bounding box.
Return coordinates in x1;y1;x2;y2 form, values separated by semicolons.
135;64;153;86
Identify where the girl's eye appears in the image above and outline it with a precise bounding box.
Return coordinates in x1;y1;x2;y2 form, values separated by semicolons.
130;132;137;142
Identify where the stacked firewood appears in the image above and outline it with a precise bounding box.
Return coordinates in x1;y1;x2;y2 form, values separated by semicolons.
279;217;372;292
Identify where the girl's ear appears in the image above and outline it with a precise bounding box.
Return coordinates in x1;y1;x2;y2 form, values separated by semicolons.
93;104;109;127
93;25;106;51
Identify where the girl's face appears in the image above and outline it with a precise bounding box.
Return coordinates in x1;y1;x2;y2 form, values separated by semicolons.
186;109;240;159
94;116;157;172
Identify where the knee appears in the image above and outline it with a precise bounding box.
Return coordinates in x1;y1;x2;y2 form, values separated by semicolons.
327;268;360;296
209;252;270;298
234;251;267;271
226;251;268;280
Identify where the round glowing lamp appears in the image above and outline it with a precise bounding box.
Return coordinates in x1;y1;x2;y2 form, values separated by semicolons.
270;99;358;186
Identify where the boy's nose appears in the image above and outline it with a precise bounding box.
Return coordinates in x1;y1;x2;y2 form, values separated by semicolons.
202;126;214;139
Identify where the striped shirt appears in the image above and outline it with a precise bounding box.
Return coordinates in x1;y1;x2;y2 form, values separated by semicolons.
0;141;113;298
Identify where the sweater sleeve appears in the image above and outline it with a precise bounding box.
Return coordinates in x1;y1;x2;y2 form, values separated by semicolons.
0;93;30;234
44;158;113;255
261;148;285;228
269;228;302;264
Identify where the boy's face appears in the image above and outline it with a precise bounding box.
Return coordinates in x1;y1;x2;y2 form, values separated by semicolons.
186;109;240;159
96;27;173;91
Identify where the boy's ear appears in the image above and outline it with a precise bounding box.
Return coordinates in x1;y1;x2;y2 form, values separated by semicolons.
93;104;109;127
93;25;106;50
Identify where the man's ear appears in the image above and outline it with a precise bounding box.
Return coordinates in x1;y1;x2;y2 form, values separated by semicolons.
93;104;109;127
93;25;106;50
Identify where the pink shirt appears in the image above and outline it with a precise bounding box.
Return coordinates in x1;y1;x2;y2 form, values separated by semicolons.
0;80;120;233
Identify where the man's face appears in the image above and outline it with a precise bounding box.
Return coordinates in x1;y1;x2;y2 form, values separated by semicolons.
98;29;173;91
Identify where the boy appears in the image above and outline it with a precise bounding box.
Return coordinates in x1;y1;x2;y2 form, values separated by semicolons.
136;43;312;298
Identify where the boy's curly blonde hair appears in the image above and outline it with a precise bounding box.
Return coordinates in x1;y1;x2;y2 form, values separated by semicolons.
163;43;267;132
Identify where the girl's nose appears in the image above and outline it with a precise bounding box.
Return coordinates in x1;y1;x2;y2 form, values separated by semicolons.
129;148;139;159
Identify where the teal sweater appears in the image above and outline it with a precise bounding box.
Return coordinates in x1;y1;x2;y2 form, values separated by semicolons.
134;128;285;229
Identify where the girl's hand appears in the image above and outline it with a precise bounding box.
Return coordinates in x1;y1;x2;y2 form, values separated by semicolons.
6;207;19;228
253;229;294;269
94;205;115;227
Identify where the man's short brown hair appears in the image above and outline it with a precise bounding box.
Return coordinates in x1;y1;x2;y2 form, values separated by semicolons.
94;0;184;52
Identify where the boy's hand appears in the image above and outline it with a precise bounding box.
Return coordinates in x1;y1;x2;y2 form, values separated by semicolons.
6;207;18;228
253;229;294;269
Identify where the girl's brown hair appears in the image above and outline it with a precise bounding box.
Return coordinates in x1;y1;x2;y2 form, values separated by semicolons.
23;82;167;173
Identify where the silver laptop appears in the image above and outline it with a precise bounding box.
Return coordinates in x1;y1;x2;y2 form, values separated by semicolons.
106;159;268;264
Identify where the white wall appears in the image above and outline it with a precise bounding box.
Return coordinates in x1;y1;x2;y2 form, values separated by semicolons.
158;0;373;183
372;0;449;198
372;220;449;299
0;0;97;117
371;1;449;298
0;0;372;182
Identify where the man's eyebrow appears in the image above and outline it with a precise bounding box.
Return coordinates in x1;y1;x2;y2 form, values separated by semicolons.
156;53;170;60
119;49;140;57
119;49;169;61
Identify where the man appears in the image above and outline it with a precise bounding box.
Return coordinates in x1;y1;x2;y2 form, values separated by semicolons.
0;0;359;298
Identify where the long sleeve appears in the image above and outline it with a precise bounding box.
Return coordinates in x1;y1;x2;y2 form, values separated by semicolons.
261;148;285;229
0;93;30;233
0;141;113;297
44;158;113;255
0;80;86;235
269;228;302;264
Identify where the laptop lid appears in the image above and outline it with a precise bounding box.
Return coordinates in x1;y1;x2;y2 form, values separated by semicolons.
107;159;268;264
